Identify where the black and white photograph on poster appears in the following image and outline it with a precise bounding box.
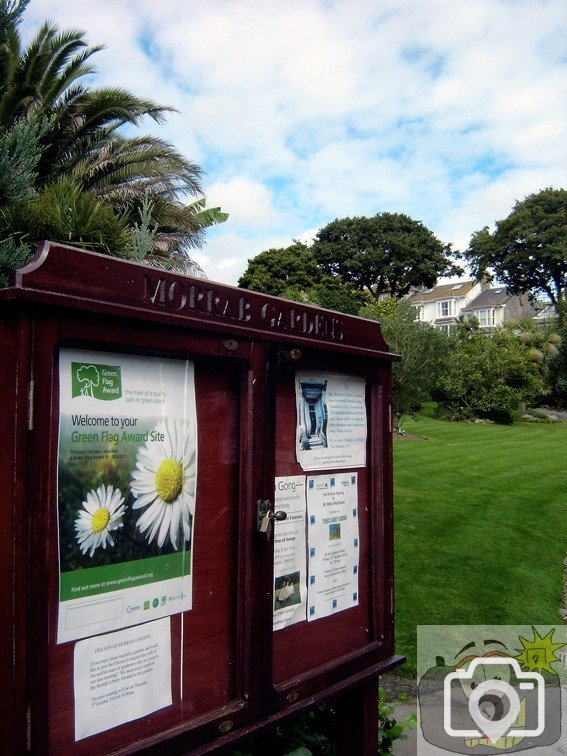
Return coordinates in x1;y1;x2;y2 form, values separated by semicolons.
295;372;367;471
273;475;307;631
306;472;360;621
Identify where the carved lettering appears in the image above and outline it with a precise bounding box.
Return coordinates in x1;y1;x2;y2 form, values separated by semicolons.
289;308;303;331
168;280;186;310
331;319;344;341
205;289;219;316
143;275;166;306
222;297;235;319
239;297;251;322
142;275;343;341
314;314;326;337
261;303;276;326
302;312;314;335
188;285;205;312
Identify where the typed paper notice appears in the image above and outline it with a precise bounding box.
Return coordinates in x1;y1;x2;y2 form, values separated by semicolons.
73;618;172;740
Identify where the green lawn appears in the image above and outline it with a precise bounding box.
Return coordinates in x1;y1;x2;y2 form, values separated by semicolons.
393;406;566;677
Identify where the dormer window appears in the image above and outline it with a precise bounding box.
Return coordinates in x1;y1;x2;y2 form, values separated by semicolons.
475;308;495;327
437;300;454;317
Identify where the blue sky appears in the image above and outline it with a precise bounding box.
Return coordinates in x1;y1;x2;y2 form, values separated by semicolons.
22;0;567;285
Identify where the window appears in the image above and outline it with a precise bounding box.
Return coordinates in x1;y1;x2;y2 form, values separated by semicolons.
438;323;452;334
437;300;453;317
414;305;424;321
476;308;495;327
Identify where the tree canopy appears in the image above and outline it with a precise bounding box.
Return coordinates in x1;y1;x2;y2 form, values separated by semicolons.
311;212;459;298
238;243;323;296
238;242;366;314
465;188;567;314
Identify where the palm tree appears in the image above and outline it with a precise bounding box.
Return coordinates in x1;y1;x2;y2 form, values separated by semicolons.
0;2;224;274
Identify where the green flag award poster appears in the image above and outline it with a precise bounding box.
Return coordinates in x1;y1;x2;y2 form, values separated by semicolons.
57;348;198;644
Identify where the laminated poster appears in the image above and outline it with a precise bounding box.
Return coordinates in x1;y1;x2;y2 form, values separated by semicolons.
307;473;360;621
57;349;197;644
295;372;367;471
273;476;307;631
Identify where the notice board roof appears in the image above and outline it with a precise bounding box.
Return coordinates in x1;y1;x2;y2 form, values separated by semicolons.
2;241;398;361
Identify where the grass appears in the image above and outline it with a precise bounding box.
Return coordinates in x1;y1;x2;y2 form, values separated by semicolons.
393;405;567;677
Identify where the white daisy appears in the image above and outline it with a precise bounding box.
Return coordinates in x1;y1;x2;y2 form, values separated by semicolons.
74;484;126;557
130;419;196;550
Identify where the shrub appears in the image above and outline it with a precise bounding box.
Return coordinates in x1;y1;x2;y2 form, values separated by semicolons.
434;323;544;423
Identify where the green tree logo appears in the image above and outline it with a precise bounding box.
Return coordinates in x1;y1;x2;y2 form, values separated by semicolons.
71;362;122;400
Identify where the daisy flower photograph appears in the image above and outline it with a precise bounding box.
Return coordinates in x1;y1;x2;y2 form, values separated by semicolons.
131;419;197;551
74;484;126;558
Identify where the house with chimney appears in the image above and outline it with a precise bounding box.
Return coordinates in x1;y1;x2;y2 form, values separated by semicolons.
410;280;537;332
410;280;482;332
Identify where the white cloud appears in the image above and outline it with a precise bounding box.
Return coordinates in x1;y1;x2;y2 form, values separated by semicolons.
206;177;281;230
20;0;567;286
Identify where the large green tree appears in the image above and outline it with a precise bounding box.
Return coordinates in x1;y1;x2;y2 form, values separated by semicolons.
311;212;459;298
238;242;366;314
465;188;567;319
0;0;224;278
239;243;322;296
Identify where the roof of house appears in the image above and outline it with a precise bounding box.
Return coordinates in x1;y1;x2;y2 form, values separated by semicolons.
461;288;509;310
533;304;558;321
410;280;478;303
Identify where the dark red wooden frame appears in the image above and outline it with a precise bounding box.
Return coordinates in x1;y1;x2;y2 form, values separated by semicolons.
0;242;404;755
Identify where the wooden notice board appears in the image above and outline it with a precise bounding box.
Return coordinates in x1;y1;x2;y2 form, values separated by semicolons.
0;242;404;755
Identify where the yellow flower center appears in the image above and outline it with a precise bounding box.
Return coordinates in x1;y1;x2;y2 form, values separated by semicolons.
155;459;184;503
91;508;110;532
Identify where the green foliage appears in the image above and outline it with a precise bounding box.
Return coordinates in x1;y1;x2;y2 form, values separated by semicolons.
231;705;336;755
0;233;31;286
1;176;129;255
126;190;156;261
0;2;224;278
231;694;417;756
361;298;451;428
0;113;51;206
378;690;417;755
239;241;367;314
187;197;229;228
394;408;567;675
433;323;545;423
504;319;561;399
549;321;567;406
239;243;323;297
0;0;28;39
465;188;567;312
281;277;368;315
312;213;460;298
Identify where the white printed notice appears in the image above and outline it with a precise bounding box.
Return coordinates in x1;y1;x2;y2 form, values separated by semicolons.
307;472;360;621
295;372;367;471
74;618;172;740
273;476;307;631
57;348;197;644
